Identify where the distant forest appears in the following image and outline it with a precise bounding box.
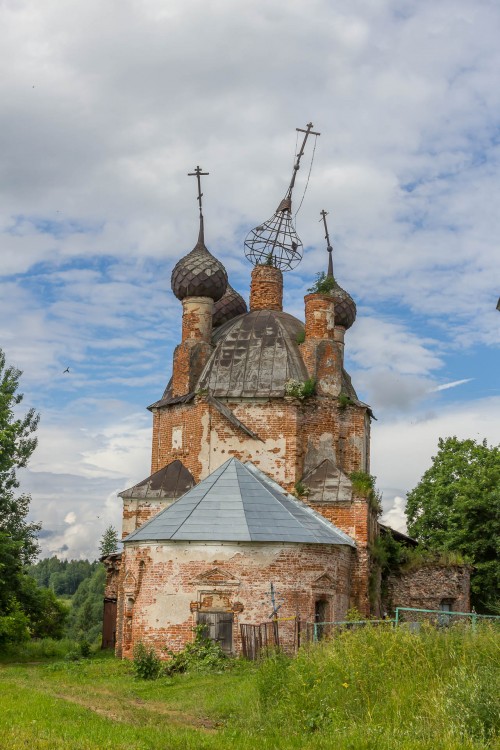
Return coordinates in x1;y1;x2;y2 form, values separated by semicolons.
28;557;105;643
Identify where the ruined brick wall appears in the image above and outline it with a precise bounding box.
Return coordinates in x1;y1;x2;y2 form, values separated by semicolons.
385;565;471;614
115;541;354;658
249;265;283;311
150;396;369;492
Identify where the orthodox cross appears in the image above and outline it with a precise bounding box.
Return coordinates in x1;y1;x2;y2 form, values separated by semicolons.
286;122;321;197
188;166;209;219
320;209;334;278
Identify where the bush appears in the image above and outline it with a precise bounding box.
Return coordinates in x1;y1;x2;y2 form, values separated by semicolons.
284;378;316;400
132;641;163;680
164;625;229;676
307;272;337;294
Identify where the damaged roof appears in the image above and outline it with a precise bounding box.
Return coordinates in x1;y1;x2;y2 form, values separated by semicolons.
197;310;309;398
119;460;195;500
124;457;355;546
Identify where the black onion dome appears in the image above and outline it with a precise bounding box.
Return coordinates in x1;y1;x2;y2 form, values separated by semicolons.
331;280;356;329
171;241;228;302
213;284;247;327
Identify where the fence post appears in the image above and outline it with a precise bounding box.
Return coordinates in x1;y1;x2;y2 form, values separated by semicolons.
395;608;400;628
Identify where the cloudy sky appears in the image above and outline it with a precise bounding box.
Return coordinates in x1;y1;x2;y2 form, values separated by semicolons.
2;0;499;559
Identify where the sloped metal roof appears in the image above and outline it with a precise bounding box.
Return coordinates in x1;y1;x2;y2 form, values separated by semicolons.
119;460;195;500
197;310;309;398
124;457;355;546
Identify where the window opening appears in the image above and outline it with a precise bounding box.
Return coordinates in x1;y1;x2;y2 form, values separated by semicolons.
197;611;233;653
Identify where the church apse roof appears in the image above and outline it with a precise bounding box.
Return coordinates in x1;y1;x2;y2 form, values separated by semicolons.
123;457;355;546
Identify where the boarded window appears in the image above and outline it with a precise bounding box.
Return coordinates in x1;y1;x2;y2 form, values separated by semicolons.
197;611;233;654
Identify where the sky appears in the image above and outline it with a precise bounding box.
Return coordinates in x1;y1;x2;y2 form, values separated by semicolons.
1;0;499;560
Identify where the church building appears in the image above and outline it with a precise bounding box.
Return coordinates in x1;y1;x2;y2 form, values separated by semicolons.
102;127;470;657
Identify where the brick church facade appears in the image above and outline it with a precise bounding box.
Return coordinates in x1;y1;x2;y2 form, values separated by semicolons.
102;164;470;658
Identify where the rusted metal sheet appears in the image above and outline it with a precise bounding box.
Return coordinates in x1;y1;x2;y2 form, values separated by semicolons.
197;310;308;398
119;460;195;500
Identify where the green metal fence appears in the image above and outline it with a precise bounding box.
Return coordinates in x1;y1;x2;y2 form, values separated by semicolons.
394;607;500;629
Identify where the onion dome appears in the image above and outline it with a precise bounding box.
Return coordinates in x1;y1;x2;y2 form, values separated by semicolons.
213;284;247;327
330;280;356;330
171;223;228;302
320;209;356;329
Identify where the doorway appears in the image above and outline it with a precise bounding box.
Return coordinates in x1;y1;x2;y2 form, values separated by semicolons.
315;599;329;640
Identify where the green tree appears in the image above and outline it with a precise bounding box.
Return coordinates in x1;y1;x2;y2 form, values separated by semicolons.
0;349;68;642
0;349;40;563
99;525;119;557
406;436;500;612
66;565;106;642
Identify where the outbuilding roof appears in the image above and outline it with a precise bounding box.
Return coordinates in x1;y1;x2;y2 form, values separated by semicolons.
124;457;355;546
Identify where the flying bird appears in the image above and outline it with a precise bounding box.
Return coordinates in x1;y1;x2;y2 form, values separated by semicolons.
63;367;70;374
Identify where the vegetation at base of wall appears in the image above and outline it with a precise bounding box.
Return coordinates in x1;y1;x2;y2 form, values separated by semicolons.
132;641;163;680
406;436;500;613
284;378;316;399
1;626;497;750
307;271;336;294
164;625;229;676
349;471;382;514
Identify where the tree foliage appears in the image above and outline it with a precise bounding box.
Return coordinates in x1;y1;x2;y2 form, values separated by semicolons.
99;525;119;557
406;436;500;612
0;349;68;643
28;557;99;596
65;564;106;643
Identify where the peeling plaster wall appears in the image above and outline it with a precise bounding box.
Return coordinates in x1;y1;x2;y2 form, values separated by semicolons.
116;541;354;658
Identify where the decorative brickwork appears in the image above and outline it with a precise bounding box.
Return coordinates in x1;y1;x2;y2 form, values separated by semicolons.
249;265;283;311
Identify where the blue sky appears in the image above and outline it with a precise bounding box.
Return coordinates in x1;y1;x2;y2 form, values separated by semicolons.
1;0;499;558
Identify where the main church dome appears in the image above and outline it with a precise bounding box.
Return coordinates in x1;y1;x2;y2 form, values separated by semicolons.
197;309;308;398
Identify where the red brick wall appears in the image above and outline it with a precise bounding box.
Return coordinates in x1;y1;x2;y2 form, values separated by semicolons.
115;541;354;658
249;265;283;311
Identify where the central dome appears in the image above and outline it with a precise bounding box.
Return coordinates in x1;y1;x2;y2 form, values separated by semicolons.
197;310;308;398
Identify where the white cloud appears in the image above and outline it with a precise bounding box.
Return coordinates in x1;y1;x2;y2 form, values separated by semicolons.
1;0;499;557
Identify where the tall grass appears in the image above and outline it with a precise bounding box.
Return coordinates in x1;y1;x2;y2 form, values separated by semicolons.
0;625;498;749
255;623;499;749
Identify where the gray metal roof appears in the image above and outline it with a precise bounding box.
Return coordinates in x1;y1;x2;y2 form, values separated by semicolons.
119;460;195;500
197;310;309;398
124;457;355;546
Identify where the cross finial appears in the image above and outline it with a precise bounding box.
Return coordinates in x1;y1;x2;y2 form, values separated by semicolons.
285;122;321;198
188;166;209;218
320;209;334;278
188;165;209;244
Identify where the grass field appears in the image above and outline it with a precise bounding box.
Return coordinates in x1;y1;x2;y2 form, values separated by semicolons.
0;625;498;750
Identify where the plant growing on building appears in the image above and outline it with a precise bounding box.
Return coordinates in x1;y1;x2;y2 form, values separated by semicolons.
284;378;316;400
295;329;305;345
307;271;336;294
337;392;355;410
349;471;382;514
292;481;310;499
